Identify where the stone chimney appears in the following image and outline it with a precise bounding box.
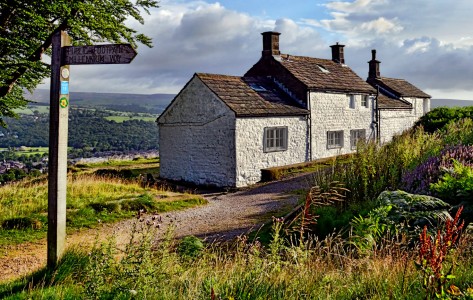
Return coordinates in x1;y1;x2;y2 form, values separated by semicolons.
330;42;345;64
368;49;381;79
261;31;281;57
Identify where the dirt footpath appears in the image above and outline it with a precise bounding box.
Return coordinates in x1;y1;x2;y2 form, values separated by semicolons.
0;172;314;282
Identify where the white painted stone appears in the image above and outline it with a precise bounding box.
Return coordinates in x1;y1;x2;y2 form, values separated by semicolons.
379;97;428;143
158;78;430;187
309;92;375;159
235;116;308;187
158;76;236;187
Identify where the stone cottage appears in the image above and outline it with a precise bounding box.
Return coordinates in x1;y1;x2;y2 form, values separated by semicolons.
157;31;431;187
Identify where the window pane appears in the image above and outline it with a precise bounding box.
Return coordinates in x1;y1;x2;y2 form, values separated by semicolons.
265;127;287;152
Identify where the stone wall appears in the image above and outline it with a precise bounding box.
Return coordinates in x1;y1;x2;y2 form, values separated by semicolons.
158;76;237;187
235;116;308;187
309;91;375;159
379;97;428;143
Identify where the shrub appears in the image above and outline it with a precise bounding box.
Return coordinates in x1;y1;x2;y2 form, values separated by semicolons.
430;160;473;204
414;106;473;133
402;145;473;196
177;235;204;259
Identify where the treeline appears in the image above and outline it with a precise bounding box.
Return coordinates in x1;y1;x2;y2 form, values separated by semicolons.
0;108;159;152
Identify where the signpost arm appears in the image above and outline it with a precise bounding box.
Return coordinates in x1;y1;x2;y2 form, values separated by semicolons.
47;30;70;268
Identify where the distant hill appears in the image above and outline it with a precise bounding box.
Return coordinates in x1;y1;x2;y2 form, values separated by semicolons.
431;99;473;108
26;89;175;114
25;91;471;112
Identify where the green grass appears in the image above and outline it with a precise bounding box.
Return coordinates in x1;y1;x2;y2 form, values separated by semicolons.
13;105;49;115
1;224;472;299
0;174;205;245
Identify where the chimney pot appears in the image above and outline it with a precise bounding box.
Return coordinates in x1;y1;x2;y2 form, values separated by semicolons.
261;31;281;57
368;49;381;79
330;42;345;64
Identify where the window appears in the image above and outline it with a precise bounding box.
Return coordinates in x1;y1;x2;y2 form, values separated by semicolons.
350;129;366;149
317;64;330;73
264;127;288;152
327;130;343;149
249;83;267;92
361;95;369;108
349;95;355;109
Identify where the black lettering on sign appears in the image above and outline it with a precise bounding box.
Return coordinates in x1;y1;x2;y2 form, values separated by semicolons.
109;55;121;63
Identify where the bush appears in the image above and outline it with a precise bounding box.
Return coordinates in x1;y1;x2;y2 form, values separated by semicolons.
430;160;473;204
415;106;473;133
177;235;204;259
402;145;473;196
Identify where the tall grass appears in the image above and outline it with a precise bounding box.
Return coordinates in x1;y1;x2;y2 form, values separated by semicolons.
317;119;473;206
0;174;158;220
0;174;206;245
310;119;473;237
2;219;472;299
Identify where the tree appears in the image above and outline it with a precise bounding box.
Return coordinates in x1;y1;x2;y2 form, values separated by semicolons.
0;0;158;125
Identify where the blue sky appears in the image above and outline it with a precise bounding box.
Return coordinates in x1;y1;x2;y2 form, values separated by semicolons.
47;0;473;100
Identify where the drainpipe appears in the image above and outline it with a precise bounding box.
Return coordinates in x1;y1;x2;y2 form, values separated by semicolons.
376;86;381;144
307;91;312;161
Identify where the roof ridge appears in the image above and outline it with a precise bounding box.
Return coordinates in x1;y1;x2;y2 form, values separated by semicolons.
280;53;333;62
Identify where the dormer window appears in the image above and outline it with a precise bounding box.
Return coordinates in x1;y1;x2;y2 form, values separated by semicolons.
317;64;330;74
249;83;267;92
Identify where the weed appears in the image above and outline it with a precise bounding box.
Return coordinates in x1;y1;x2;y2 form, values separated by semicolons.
416;207;465;298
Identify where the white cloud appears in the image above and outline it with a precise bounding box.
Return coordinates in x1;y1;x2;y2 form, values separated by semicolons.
359;17;402;34
37;0;473;100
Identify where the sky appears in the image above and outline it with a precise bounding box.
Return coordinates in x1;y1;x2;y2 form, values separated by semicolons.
44;0;473;100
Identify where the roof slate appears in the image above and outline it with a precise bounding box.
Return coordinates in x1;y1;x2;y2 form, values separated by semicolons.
277;54;377;94
377;94;412;109
196;73;309;117
370;77;431;98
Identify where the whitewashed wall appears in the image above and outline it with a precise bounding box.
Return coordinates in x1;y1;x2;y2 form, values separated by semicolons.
158;76;237;187
309;92;375;159
235;116;308;187
379;97;429;143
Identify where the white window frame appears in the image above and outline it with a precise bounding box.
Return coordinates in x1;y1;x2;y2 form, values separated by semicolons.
327;130;344;149
361;95;369;108
350;129;366;150
264;126;288;152
349;95;355;109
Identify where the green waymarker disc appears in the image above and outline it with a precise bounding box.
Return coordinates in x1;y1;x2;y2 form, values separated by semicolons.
59;97;69;108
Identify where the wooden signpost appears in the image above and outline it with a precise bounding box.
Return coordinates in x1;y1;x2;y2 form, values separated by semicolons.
47;31;137;267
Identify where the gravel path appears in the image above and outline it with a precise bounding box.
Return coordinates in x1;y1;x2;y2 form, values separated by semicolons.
0;172;314;282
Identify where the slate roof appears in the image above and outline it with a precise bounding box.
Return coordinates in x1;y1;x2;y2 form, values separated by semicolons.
377;94;412;109
277;54;377;94
369;77;431;98
196;73;309;117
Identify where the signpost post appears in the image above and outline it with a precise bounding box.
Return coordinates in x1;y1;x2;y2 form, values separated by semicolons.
47;31;137;268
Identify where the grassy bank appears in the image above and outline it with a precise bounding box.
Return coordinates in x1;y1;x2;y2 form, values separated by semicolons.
0;174;205;245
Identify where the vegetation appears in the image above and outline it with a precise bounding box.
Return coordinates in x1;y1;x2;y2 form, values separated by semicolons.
0;107;159;153
415;106;473;133
0;0;158;125
0;217;472;299
0;174;206;245
2;113;473;298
